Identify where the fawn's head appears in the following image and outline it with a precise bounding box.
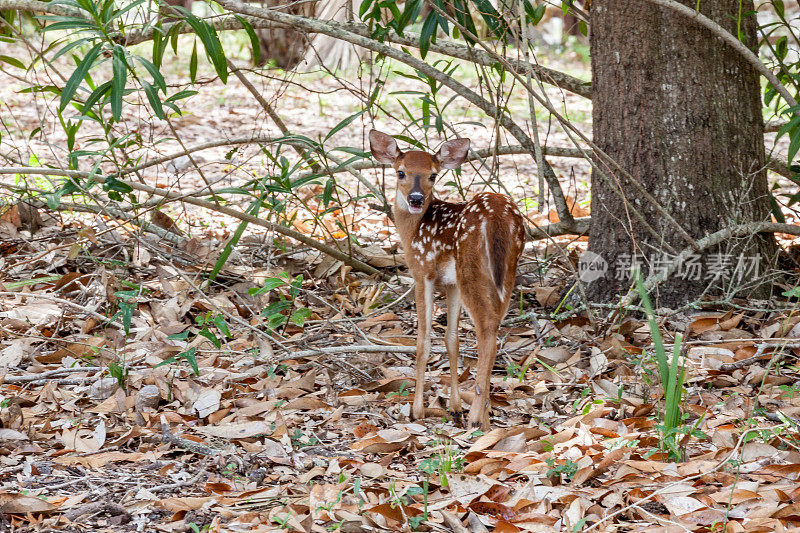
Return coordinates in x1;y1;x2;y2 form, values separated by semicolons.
369;130;470;215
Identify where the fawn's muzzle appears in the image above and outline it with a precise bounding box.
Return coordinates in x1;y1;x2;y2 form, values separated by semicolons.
408;192;425;208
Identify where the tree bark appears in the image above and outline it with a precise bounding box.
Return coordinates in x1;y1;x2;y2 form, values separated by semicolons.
587;0;778;307
254;0;315;69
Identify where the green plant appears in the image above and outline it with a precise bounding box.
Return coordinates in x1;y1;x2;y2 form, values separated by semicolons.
545;458;578;483
290;428;320;448
386;380;411;398
187;522;210;533
157;312;232;375
107;361;127;388
504;359;533;383
249;273;313;331
636;275;686;461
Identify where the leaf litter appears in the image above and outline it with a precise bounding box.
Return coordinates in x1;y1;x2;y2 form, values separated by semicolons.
1;197;800;533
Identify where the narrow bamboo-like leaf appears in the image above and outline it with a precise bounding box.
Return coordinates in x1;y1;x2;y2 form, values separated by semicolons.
110;45;127;121
324;109;366;142
176;7;227;83
52;37;93;62
208;200;260;282
142;80;164;119
42;19;101;32
0;55;25;69
776;116;799;140
189;40;198;83
164;89;197;102
469;0;507;38
59;42;103;111
419;12;437;58
111;0;146;22
152;27;166;69
635;274;670;386
135;56;166;92
788;129;800;167
81;79;112;113
234;14;261;66
359;0;374;18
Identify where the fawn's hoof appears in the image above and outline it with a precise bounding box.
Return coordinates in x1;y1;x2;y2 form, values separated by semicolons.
450;409;465;427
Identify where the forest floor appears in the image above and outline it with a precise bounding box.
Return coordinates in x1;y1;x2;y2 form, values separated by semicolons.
2;33;800;533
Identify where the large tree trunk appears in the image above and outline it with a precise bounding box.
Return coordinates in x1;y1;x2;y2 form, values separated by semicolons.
587;0;778;307
254;0;316;69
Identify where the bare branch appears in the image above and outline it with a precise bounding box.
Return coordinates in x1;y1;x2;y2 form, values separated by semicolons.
618;221;800;310
115;12;591;98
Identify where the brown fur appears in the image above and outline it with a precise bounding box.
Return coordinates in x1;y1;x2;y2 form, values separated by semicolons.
369;130;526;430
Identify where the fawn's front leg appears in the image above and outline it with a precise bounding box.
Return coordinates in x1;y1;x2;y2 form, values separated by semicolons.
412;278;434;420
445;285;463;426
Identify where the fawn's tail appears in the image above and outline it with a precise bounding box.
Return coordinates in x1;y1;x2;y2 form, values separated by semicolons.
485;217;513;301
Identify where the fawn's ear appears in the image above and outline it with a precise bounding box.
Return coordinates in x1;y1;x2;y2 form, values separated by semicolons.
435;138;470;169
369;130;402;165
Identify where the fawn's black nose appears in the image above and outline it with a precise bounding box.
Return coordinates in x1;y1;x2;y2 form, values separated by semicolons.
408;192;424;208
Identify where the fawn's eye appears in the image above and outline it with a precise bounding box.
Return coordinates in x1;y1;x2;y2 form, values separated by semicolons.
397;171;406;180
429;173;437;181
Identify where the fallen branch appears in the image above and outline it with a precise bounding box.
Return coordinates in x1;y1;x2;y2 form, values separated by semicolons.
160;415;219;456
1;366;104;384
617;221;800;310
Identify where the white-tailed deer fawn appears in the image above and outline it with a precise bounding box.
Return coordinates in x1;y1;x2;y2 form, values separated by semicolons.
370;130;526;429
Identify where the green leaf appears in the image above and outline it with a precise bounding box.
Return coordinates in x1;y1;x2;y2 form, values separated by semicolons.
42;20;102;33
775;36;788;61
774;0;784;18
208;200;259;282
82;79;112;113
103;175;133;193
142;81;164;119
111;0;146;21
189;40;198;83
110;45;127;121
176;7;228;83
788;128;800;167
52;37;94;62
59;42;104;112
153;26;166;69
135;56;167;93
419;12;437;58
289;308;312;327
0;55;25;69
164;89;197;102
181;347;199;375
212;314;232;338
358;0;373;18
198;328;221;348
469;0;507;39
331;146;370;158
234;15;261;66
324;109;366;142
